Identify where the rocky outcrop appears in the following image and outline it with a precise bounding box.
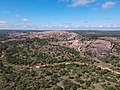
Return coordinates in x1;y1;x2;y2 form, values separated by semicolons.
56;39;113;58
85;40;113;58
10;30;82;41
10;30;114;58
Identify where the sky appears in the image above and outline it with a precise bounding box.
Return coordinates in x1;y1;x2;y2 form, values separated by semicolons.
0;0;120;30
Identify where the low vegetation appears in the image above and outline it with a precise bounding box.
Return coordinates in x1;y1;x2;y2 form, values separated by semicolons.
0;31;120;90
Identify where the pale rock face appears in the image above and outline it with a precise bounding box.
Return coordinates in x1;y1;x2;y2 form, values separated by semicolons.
86;40;113;57
56;39;113;58
10;30;82;41
10;31;114;58
99;37;120;45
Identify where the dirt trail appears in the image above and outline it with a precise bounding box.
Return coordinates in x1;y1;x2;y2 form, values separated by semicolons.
4;61;120;75
35;61;120;75
1;53;120;75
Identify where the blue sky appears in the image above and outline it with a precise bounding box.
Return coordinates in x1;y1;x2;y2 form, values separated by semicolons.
0;0;120;30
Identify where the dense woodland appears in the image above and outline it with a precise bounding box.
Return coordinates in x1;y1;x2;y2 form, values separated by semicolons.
0;31;120;90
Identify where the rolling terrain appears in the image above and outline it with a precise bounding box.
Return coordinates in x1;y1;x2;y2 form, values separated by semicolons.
0;30;120;90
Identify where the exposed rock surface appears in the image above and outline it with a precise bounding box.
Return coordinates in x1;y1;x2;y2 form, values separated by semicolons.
85;40;113;58
9;30;114;58
99;37;120;45
10;30;82;41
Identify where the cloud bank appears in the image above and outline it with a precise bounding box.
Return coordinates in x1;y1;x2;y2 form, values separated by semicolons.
60;0;117;9
70;0;96;7
21;18;31;23
102;1;116;9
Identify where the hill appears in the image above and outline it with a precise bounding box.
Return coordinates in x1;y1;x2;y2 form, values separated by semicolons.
0;30;120;90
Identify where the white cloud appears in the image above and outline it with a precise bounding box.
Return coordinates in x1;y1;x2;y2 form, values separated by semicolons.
70;0;96;7
0;21;7;24
0;21;7;28
102;1;116;9
59;0;96;7
59;0;117;9
21;18;31;23
0;23;120;30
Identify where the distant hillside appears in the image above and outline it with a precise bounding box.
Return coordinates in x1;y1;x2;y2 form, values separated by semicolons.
9;30;119;59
